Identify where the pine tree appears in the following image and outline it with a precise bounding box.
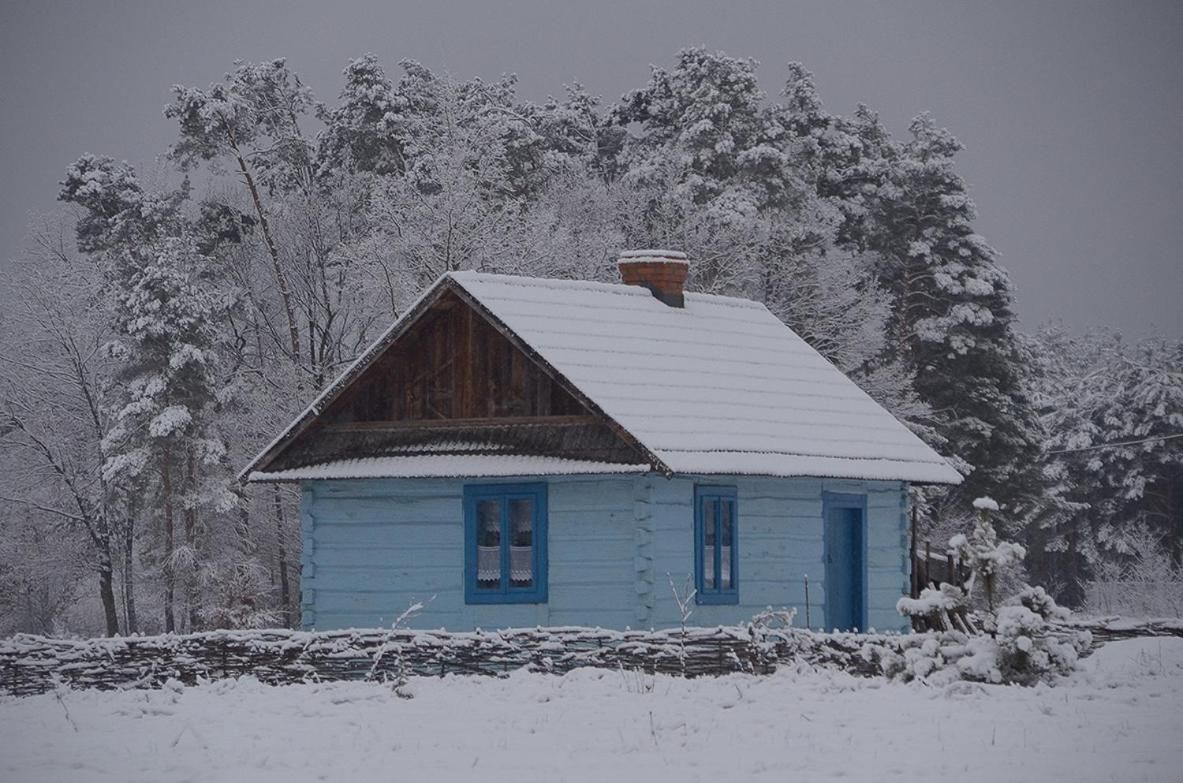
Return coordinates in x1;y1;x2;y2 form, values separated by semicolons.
611;48;797;213
316;54;409;178
859;115;1044;521
61;156;237;631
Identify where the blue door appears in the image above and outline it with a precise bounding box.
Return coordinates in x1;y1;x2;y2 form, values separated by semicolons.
824;496;865;632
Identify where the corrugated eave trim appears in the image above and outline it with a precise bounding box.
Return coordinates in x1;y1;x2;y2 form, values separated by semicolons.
248;454;960;484
249;462;652;482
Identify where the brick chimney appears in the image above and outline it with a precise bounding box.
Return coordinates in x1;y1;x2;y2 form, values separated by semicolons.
617;250;689;308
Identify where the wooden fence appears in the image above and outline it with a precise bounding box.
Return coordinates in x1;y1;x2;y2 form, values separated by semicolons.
910;540;966;599
0;625;894;697
4;619;1177;696
908;538;969;632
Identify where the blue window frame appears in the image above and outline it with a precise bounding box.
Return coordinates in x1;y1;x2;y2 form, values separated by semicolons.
695;486;738;604
464;483;548;604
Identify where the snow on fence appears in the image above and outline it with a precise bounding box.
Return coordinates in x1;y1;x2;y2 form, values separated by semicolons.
0;625;890;697
4;620;1177;696
1057;617;1183;645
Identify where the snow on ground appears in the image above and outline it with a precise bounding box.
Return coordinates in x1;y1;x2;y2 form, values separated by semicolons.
1;638;1181;783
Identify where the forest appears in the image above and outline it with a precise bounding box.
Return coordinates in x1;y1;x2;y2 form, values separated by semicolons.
0;48;1179;636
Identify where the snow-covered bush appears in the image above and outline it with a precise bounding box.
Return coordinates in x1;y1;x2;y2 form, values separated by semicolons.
951;497;1027;610
873;621;1091;686
900;497;1029;631
1017;585;1072;622
749;607;798;630
896;583;969;631
891;498;1089;684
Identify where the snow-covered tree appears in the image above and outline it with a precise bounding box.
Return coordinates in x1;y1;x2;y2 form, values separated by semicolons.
605;49;901;390
316;54;409;179
0;220;123;634
1029;327;1183;601
61;156;239;632
949;497;1027;610
855;115;1045;521
166;59;315;367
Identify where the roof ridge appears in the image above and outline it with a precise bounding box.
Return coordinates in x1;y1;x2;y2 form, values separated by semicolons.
448;269;766;311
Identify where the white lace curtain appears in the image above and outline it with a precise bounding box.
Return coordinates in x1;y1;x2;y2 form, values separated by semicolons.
478;545;533;582
702;546;732;587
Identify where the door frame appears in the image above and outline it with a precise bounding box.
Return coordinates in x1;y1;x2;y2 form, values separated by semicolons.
822;491;868;632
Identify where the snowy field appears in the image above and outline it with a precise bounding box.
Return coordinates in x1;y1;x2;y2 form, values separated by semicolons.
1;637;1180;783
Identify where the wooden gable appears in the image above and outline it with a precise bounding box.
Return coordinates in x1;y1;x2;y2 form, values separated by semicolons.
260;285;647;473
326;289;584;424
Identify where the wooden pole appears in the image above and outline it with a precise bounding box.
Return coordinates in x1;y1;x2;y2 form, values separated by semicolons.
804;575;811;630
909;502;919;598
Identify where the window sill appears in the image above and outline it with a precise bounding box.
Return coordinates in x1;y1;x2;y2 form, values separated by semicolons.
465;592;548;605
695;592;739;606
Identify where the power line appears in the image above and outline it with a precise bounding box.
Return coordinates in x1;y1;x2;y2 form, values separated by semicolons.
1047;432;1183;455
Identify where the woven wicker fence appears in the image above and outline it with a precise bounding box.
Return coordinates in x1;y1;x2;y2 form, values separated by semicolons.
6;619;1173;696
0;625;891;697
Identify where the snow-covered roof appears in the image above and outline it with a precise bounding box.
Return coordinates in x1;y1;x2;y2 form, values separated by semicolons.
244;270;961;484
446;272;960;484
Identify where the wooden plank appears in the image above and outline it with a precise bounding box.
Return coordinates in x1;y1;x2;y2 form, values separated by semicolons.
535;366;550;416
458;303;474;416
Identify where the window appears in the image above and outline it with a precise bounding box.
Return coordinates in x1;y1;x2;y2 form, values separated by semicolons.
464;483;547;604
695;486;738;604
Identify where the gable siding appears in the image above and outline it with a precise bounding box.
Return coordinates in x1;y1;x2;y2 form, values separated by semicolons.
324;288;585;425
300;474;909;632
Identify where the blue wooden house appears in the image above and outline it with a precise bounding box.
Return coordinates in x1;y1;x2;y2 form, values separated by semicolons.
242;251;961;632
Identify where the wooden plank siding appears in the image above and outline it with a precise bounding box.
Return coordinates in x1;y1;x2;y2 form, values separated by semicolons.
265;288;646;473
299;475;910;632
324;289;583;425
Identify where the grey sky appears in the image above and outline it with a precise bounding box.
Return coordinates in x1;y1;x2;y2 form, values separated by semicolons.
2;0;1180;337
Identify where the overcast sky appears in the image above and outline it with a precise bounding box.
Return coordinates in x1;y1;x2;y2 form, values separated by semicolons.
2;1;1180;337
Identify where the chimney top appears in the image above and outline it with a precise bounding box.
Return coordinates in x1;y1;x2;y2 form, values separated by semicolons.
617;249;689;308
